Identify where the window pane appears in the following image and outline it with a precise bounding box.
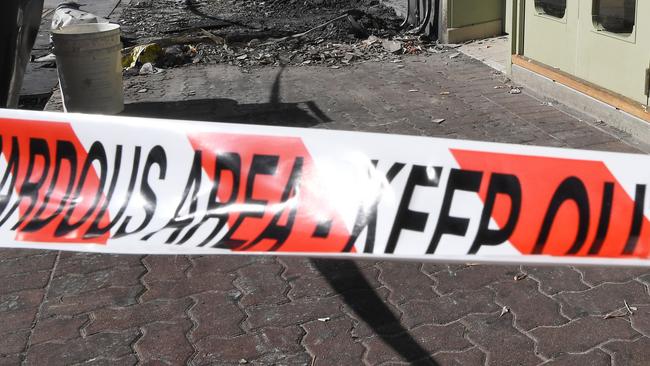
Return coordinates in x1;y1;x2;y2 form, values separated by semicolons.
535;0;567;18
593;0;636;34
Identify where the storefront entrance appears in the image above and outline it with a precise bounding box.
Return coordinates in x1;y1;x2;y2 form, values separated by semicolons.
523;0;649;105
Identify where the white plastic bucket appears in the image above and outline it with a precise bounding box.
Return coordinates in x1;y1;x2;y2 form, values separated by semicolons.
52;23;124;114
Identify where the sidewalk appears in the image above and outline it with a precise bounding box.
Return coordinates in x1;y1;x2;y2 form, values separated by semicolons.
6;50;650;365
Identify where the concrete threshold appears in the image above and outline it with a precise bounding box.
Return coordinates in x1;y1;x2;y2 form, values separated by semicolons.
456;36;509;74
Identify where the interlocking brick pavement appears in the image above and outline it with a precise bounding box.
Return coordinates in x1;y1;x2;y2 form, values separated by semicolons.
6;49;650;365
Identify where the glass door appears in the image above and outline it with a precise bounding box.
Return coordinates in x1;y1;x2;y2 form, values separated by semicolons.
522;0;649;105
523;0;580;74
575;0;649;105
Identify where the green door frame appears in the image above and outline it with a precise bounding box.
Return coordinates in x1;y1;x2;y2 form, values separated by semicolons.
506;0;526;74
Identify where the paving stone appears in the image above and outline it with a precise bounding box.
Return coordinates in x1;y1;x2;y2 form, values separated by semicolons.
302;317;365;366
0;270;51;294
531;317;638;358
190;255;274;275
189;291;246;341
500;100;551;112
341;288;404;338
377;262;437;304
142;255;192;282
0;249;46;260
495;130;544;144
135;320;194;365
30;316;87;345
401;287;499;328
433;347;487;366
0;253;56;277
139;270;235;302
540;349;610;365
192;326;304;365
534;118;586;134
0;330;29;355
603;337;650;366
434;265;519;294
42;285;143;317
288;262;380;300
554;281;650;318
362;323;472;365
2;308;39;333
277;257;321;279
630;306;650;337
522;266;590;295
587;140;641;153
79;354;139;365
255;351;312;366
0;354;22;365
481;119;520;133
577;267;650;286
462;312;543;366
308;258;378;274
419;263;449;277
492;278;569;330
23;329;139;365
514;108;566;120
48;265;145;298
0;289;43;313
0;290;44;334
633;273;650;288
245;295;341;330
56;252;143;274
555;130;615;148
235;263;288;307
86;298;193;334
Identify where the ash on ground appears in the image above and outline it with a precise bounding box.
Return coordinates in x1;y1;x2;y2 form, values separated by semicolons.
119;0;445;70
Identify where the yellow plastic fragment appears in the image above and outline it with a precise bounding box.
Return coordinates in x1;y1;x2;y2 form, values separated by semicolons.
122;43;163;69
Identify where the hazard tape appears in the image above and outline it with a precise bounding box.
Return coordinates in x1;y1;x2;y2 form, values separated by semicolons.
1;108;650;266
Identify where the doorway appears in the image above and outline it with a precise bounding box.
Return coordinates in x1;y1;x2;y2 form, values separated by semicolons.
522;0;649;105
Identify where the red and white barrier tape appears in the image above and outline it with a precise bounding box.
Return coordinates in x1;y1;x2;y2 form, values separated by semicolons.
1;108;650;266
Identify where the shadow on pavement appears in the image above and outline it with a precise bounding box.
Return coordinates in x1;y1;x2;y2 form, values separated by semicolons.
122;98;330;127
312;259;440;365
123;64;331;127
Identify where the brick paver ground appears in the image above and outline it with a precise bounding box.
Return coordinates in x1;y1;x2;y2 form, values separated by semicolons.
6;51;650;365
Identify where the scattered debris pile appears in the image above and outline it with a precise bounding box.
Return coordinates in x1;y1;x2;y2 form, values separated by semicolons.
119;0;441;71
